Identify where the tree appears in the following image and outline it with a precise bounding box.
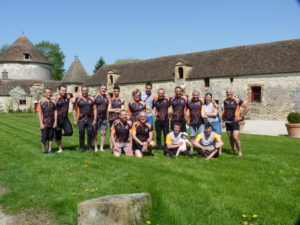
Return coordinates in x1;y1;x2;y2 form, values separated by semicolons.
93;57;106;74
0;44;9;55
9;86;28;110
35;41;65;80
114;58;140;64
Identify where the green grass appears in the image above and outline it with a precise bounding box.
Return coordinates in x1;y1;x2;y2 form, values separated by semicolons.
0;113;299;225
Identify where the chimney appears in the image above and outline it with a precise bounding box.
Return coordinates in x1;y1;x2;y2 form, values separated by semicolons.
2;69;8;80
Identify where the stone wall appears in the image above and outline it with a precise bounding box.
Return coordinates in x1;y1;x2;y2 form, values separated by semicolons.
0;63;52;80
103;72;300;120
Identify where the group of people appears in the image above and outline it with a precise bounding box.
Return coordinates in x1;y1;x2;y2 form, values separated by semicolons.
36;82;249;160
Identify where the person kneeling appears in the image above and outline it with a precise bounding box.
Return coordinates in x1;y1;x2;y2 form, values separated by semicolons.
166;123;191;158
110;110;133;157
176;132;192;157
131;111;155;158
193;123;224;160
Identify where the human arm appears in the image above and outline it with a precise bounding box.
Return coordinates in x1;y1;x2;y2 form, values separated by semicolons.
72;103;78;127
93;105;97;126
166;134;181;149
53;110;58;128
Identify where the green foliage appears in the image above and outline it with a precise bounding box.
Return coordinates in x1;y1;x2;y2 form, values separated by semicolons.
36;41;65;80
114;58;140;64
287;112;300;123
0;113;300;225
0;44;9;54
93;57;105;74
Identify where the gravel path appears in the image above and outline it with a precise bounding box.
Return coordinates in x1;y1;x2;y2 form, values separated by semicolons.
240;120;287;136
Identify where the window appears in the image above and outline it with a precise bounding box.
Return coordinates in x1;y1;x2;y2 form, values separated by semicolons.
20;100;26;105
178;67;184;79
24;53;30;59
251;86;262;103
75;87;79;92
204;78;210;87
230;78;234;83
110;75;114;84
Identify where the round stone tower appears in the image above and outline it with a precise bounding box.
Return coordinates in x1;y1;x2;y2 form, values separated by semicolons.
0;35;52;80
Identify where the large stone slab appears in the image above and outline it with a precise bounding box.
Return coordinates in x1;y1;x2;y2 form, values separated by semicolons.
78;193;151;225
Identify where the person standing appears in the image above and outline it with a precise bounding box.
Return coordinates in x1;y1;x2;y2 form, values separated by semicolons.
186;90;204;151
201;93;222;135
108;85;125;127
170;86;188;132
93;84;109;152
54;84;73;153
128;89;146;122
72;86;97;151
141;82;156;126
152;88;170;150
222;88;249;156
110;110;133;157
36;88;57;154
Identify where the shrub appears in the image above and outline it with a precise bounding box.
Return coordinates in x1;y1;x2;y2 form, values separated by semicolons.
6;103;14;113
287;112;300;123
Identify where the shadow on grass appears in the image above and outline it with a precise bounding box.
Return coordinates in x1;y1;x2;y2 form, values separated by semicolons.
220;147;234;155
295;214;300;225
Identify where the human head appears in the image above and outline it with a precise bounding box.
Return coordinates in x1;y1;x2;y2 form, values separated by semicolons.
81;86;89;97
157;88;165;99
132;89;141;101
173;122;181;134
145;82;152;94
113;85;120;98
44;87;52;98
192;90;200;100
58;84;67;97
226;88;233;99
215;100;219;104
175;86;182;98
119;109;127;122
204;123;213;136
138;111;147;123
205;93;213;103
181;132;188;139
99;84;107;95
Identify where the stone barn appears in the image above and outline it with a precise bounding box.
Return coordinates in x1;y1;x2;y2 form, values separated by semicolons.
86;39;300;120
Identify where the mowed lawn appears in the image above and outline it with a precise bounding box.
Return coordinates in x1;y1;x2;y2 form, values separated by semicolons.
0;113;299;225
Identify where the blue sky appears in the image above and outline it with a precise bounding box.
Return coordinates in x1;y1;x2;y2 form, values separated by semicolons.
1;0;300;75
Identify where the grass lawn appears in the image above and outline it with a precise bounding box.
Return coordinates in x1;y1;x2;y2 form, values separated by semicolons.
0;113;299;225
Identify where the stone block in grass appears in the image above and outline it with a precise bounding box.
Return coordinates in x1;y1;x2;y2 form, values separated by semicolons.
78;193;151;225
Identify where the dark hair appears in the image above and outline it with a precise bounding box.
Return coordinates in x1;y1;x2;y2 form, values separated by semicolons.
145;82;152;87
81;85;89;89
113;85;120;90
58;84;67;90
215;100;219;104
173;122;181;128
204;123;212;129
119;109;127;114
175;86;182;90
205;93;212;97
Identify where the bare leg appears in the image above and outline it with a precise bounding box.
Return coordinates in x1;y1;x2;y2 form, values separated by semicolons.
206;149;219;160
135;150;143;158
48;141;52;151
94;130;98;152
227;131;237;155
100;130;106;151
41;143;46;152
232;130;242;156
190;137;195;152
57;140;63;152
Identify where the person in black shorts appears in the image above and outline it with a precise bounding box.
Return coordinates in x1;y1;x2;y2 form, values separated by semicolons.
93;84;109;152
54;84;73;153
36;87;57;154
131;111;155;158
152;88;170;150
170;86;188;132
222;88;249;156
72;86;97;151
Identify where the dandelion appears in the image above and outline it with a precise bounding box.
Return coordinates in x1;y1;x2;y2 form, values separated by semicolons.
146;221;151;224
80;185;85;188
70;192;78;196
27;195;35;200
242;222;248;225
242;214;247;218
252;214;258;218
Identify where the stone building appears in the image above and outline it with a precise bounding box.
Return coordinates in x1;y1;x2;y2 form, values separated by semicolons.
62;56;89;95
0;35;52;80
86;39;300;120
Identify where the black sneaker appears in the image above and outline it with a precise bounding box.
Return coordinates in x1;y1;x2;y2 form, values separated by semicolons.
47;150;53;154
41;150;48;154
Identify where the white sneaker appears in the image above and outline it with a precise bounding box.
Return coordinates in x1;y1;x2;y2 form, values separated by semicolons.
57;149;63;153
